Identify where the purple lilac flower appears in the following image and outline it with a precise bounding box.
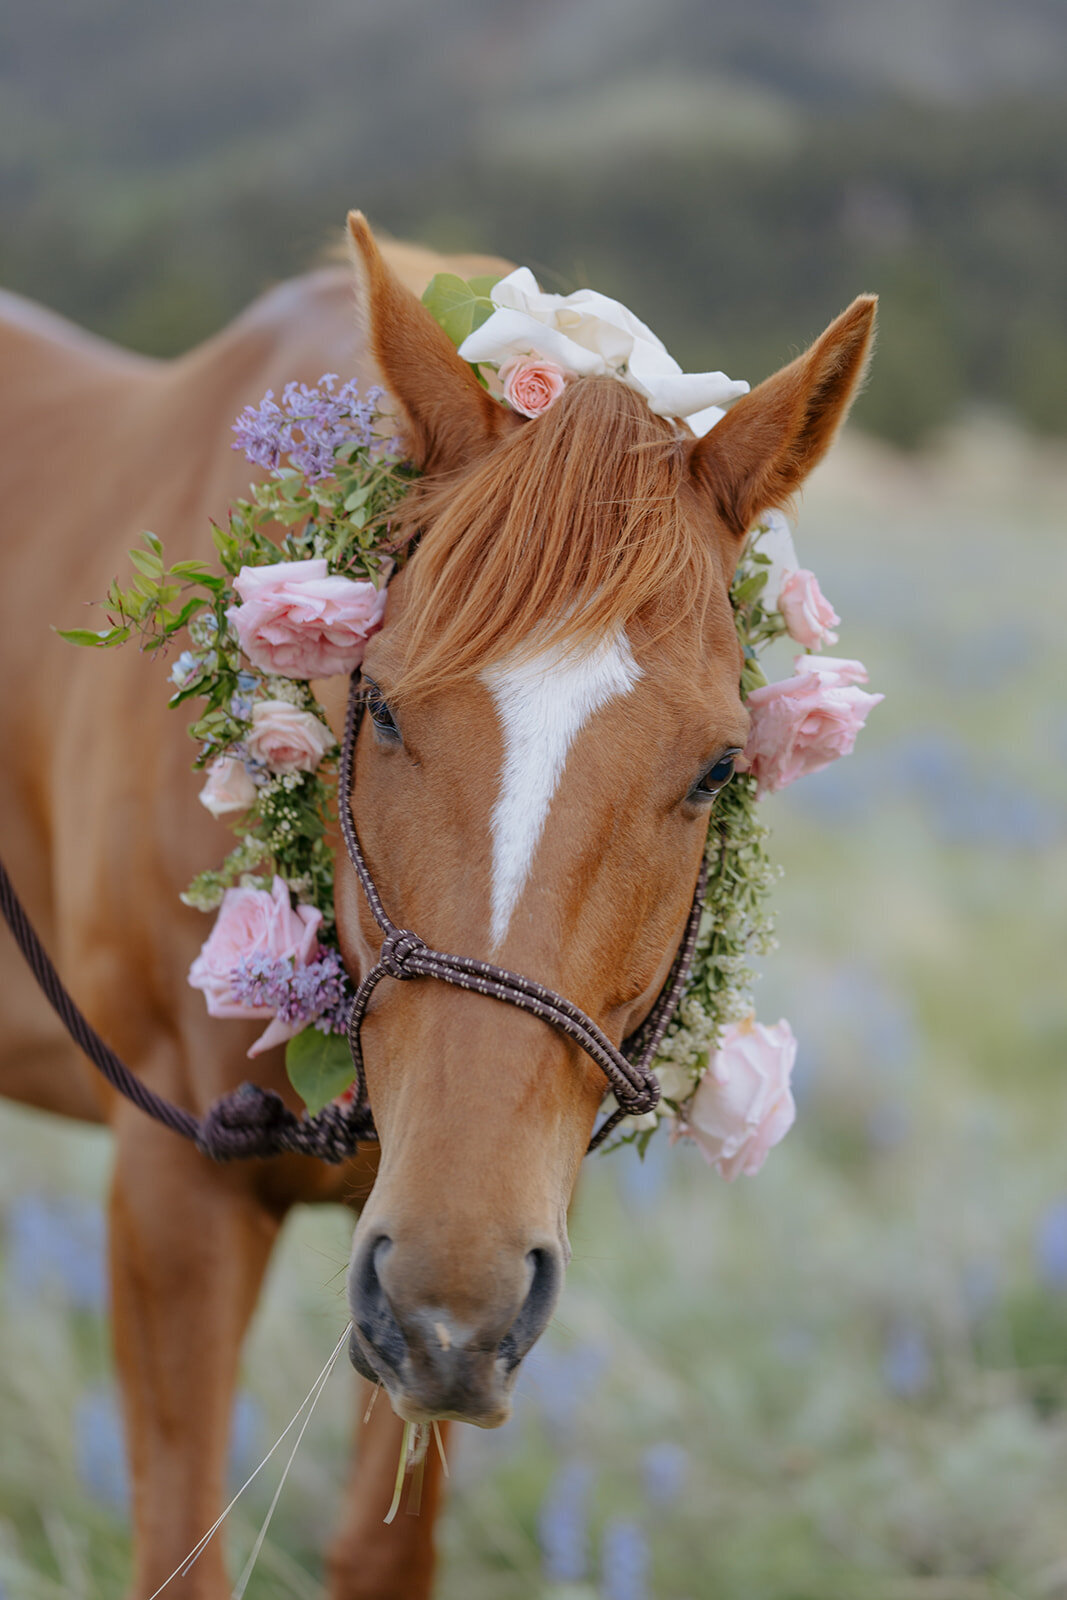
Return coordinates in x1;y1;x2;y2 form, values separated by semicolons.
229;692;254;721
229;949;351;1033
602;1518;651;1600
232;375;383;482
538;1460;593;1582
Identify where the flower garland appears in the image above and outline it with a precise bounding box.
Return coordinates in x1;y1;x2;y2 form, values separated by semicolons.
62;269;882;1174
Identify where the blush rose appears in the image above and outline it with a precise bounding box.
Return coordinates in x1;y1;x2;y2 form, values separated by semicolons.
498;354;568;418
682;1017;797;1179
188;876;322;1057
245;700;335;775
778;568;840;650
198;755;257;819
740;655;883;796
228;559;386;679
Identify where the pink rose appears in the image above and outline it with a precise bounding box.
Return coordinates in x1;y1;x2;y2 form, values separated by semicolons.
198;755;257;819
246;700;335;774
682;1018;797;1180
741;655;883;796
188;876;321;1057
498;355;568;419
778;568;840;650
228;560;386;679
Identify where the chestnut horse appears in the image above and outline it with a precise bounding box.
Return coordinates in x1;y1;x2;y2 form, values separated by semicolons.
0;212;875;1599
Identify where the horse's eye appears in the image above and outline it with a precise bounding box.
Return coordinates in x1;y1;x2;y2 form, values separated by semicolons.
689;750;740;802
365;683;400;742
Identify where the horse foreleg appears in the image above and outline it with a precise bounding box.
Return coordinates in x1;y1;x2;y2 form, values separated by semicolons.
108;1110;284;1600
327;1380;450;1600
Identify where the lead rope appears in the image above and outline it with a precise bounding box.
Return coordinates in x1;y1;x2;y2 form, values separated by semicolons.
0;672;705;1161
338;674;706;1153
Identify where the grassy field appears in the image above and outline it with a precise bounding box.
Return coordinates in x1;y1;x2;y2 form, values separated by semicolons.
1;420;1065;1598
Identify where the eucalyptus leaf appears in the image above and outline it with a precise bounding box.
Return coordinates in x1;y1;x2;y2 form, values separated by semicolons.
285;1029;355;1115
421;273;499;346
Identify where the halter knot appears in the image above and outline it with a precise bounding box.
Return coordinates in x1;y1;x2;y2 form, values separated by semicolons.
379;929;427;981
196;1082;293;1161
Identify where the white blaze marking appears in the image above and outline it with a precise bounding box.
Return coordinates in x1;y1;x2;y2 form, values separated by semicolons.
481;632;642;949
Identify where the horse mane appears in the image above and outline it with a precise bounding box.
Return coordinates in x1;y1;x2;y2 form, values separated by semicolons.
391;376;717;701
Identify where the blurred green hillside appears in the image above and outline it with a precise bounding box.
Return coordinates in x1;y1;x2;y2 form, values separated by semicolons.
2;0;1066;447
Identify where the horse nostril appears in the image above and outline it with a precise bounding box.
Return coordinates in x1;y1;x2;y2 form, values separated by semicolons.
349;1234;407;1378
499;1247;561;1373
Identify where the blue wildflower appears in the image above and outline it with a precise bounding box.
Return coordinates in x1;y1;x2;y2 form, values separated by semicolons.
1036;1199;1067;1292
169;650;202;689
641;1441;688;1506
539;1460;592;1583
883;1318;932;1398
229;1390;264;1489
601;1518;651;1600
5;1194;106;1312
75;1387;129;1511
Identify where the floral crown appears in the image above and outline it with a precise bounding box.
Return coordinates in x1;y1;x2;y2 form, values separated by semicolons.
63;267;882;1176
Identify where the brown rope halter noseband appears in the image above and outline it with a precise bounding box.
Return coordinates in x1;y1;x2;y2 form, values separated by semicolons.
338;673;706;1154
0;671;706;1162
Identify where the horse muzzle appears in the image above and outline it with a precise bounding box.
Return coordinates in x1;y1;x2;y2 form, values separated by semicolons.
346;1231;562;1427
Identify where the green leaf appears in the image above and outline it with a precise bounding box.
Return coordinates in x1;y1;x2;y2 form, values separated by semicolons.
732;570;769;606
285;1029;355;1115
741;658;768;695
54;625;130;648
421;272;498;346
129;547;164;578
466;273;502;299
142;531;164;556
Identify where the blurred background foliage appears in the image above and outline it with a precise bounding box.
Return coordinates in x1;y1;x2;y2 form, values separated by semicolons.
2;0;1067;446
2;2;1067;1597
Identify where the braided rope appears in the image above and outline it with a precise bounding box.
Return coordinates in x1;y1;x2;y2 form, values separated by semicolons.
338;675;706;1153
0;856;373;1162
0;672;705;1163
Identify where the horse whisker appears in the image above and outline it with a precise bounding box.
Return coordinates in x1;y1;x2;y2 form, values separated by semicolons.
144;1323;352;1600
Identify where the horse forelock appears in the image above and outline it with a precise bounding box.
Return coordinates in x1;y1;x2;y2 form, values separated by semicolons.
388;376;722;704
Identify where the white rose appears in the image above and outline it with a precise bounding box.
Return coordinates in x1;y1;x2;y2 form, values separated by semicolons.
750;508;800;609
458;267;748;432
198;756;257;819
683;1017;797;1180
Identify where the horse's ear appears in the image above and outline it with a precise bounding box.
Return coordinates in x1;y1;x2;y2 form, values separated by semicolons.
689;295;877;540
347;211;517;474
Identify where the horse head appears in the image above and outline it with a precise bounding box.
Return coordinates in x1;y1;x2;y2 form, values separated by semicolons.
338;214;875;1426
